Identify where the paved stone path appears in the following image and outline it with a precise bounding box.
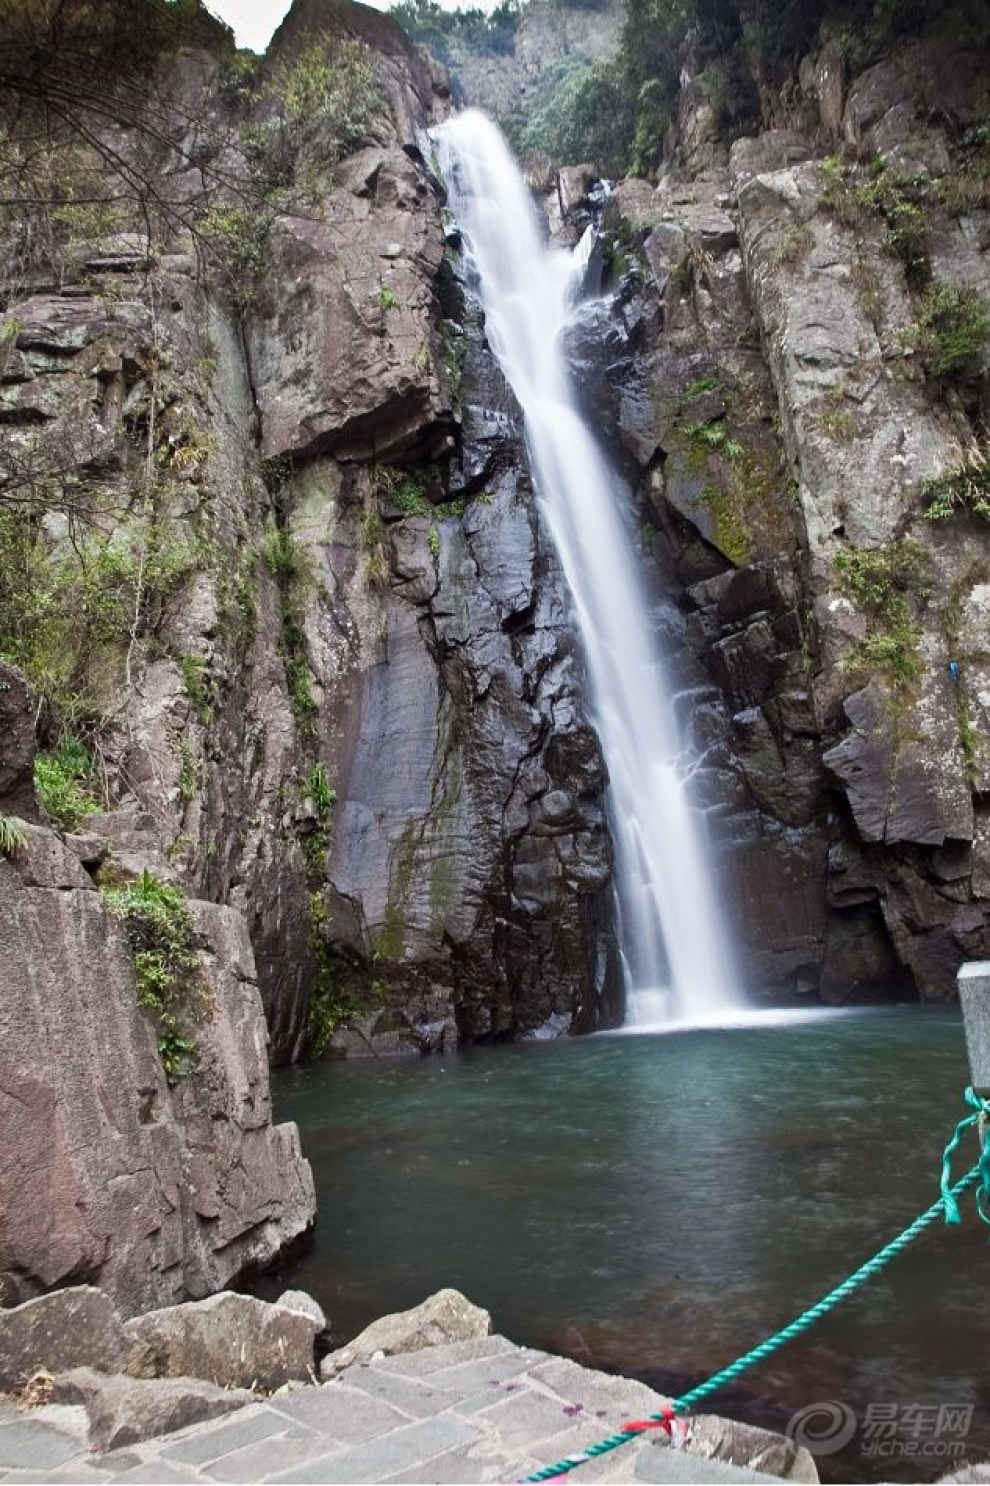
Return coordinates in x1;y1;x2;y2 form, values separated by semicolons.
0;1336;810;1484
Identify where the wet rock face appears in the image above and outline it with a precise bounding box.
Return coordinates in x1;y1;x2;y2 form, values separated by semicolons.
290;279;622;1049
592;18;990;1005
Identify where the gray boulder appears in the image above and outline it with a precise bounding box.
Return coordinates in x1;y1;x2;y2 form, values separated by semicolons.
125;1292;318;1390
688;1414;819;1483
52;1366;252;1452
0;1287;127;1391
276;1289;328;1333
320;1288;490;1379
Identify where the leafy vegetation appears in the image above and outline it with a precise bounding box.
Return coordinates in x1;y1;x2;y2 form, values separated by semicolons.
819;156;930;285
0;507;199;739
499;0;987;175
179;655;216;726
238;35;384;202
374;465;432;517
258;521;320;739
835;540;930;693
34;739;102;831
686;418;743;462
0;0;236;297
0;813;27;859
507;59;637;178
922;447;990;522
299;763;336;880
102;869;202;1083
917;280;990;381
389;0;521;66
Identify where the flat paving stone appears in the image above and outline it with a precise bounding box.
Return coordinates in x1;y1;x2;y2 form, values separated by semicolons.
201;1431;329;1482
529;1356;670;1417
267;1412;482;1484
267;1383;414;1441
94;1453;142;1475
113;1465;204;1483
426;1350;539;1396
371;1336;517;1378
29;1472;109;1484
382;1439;517;1483
160;1409;288;1466
0;1334;813;1485
469;1389;590;1450
635;1440;782;1484
341;1367;463;1419
0;1419;87;1471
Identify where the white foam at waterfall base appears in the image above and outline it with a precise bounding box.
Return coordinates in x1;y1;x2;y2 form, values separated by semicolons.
431;109;742;1025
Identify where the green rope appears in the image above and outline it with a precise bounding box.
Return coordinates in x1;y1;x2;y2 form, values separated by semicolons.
671;1164;979;1415
522;1094;990;1484
940;1087;990;1225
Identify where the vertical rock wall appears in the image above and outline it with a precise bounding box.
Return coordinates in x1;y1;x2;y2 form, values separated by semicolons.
0;0;620;1081
587;15;990;1003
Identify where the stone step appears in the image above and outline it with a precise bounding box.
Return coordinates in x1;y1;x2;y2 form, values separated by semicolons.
0;1337;817;1486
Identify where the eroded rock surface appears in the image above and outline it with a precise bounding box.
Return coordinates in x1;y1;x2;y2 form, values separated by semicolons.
0;832;315;1314
587;12;990;1003
319;1287;492;1377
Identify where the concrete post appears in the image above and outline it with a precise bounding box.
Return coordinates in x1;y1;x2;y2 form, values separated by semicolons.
957;962;990;1095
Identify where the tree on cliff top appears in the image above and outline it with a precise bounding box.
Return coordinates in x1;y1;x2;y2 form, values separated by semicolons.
0;0;233;110
0;0;243;298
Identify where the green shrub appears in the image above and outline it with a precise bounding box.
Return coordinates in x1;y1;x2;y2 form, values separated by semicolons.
922;446;990;522
179;655;216;726
0;813;27;859
245;35;384;195
389;0;520;66
102;869;201;1083
258;523;309;583
194;204;271;304
34;739;102;830
305;762;336;815
0;510;197;734
834;540;930;693
918;280;990;380
508;58;637;176
685;419;743;462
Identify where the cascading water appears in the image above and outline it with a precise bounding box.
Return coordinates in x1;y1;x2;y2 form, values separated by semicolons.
432;110;741;1026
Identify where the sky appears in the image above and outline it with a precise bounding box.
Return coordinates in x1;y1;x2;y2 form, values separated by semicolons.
207;0;493;52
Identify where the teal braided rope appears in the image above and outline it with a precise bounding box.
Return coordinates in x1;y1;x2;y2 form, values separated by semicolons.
522;1097;990;1485
940;1087;990;1226
671;1163;980;1415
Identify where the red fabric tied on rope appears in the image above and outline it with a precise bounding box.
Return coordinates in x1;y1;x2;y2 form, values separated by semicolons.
624;1408;676;1435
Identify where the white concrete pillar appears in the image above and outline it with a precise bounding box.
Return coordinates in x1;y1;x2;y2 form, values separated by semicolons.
957;962;990;1095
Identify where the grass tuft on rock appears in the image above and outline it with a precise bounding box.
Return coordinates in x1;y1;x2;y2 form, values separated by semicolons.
102;869;202;1083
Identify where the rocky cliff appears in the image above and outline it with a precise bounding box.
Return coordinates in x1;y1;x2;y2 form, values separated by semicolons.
561;7;990;1001
2;0;988;1316
0;0;621;1136
2;0;989;1165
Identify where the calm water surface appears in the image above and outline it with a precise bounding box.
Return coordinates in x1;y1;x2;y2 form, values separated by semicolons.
271;1008;990;1481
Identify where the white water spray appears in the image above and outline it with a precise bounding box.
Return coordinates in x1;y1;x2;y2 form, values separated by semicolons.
432;111;741;1025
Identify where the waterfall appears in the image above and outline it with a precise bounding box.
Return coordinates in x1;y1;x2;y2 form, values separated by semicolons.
431;110;741;1026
